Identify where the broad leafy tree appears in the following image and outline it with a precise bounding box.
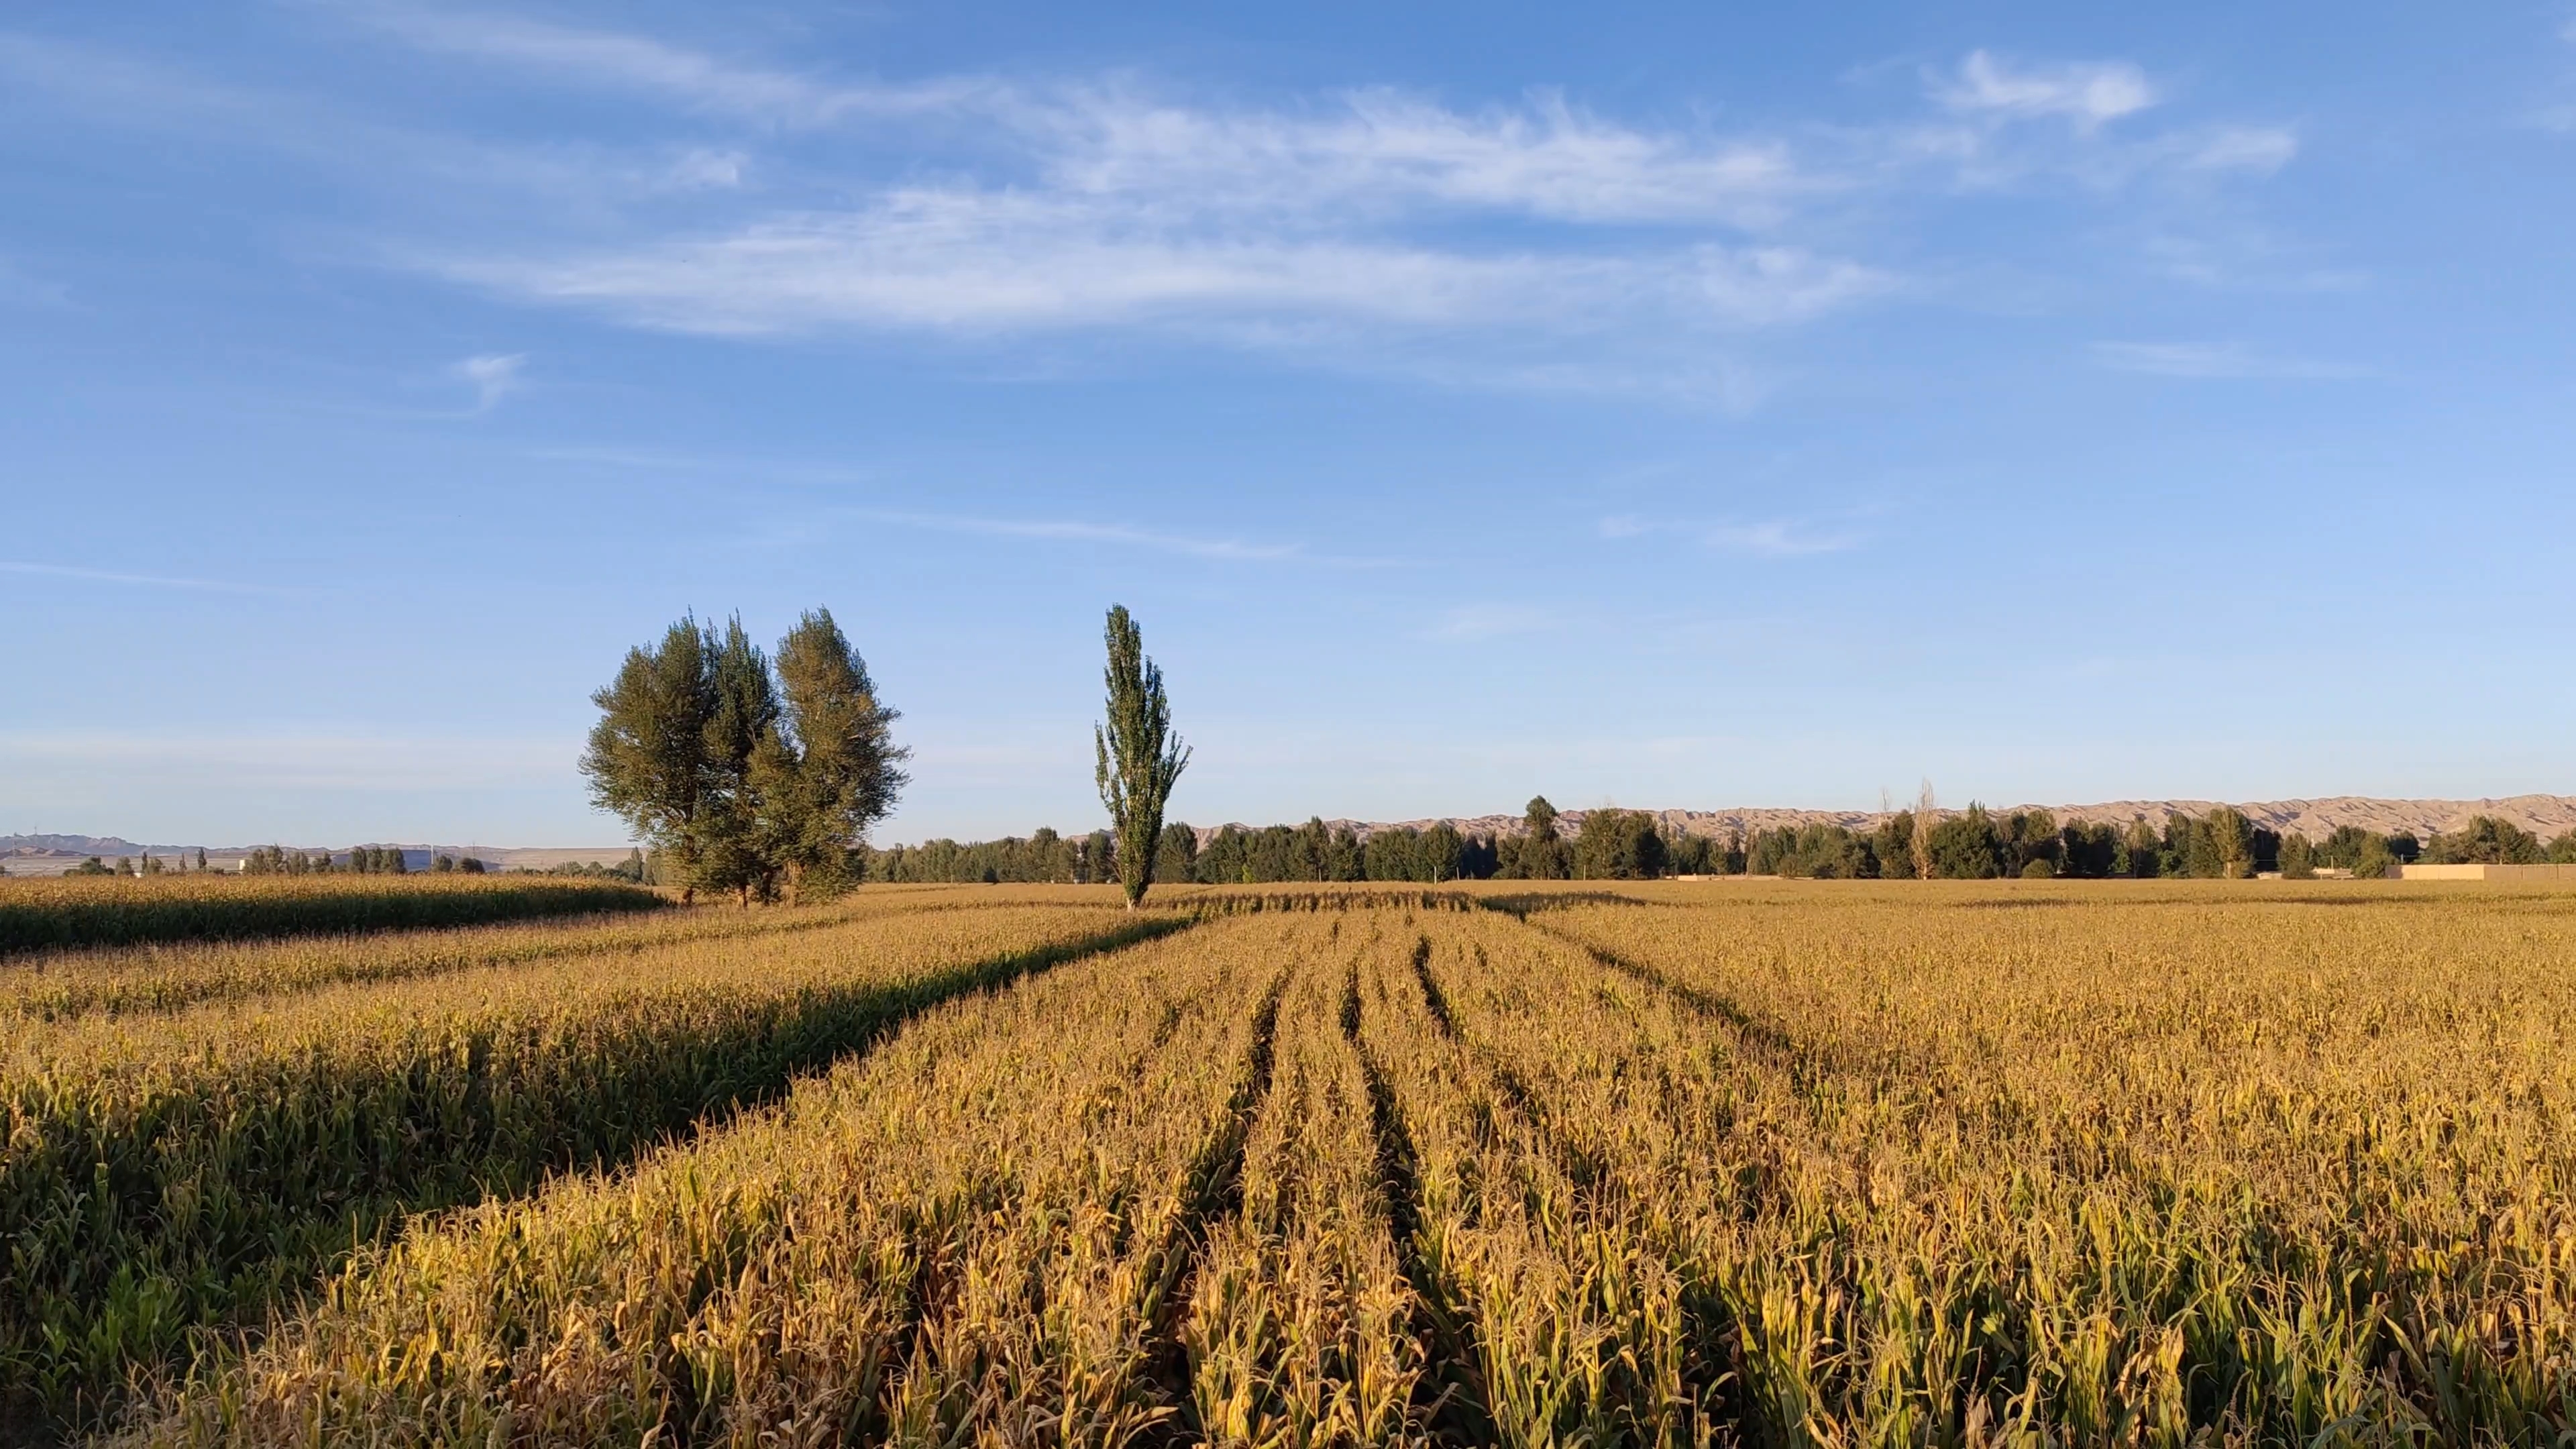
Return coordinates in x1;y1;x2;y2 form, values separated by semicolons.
757;610;910;903
1574;808;1667;880
1155;822;1200;885
693;617;780;906
2279;833;2318;879
2424;815;2542;865
584;609;905;906
582;616;719;902
1515;796;1570;879
1926;805;2005;879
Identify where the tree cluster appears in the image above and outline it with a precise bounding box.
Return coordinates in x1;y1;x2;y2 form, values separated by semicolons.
524;849;649;881
2417;815;2576;866
865;799;1677;886
870;827;1120;885
64;850;217;877
244;845;411;875
1737;806;2283;881
583;610;908;905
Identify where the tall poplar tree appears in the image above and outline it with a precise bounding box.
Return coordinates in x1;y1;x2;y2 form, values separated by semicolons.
1094;604;1189;908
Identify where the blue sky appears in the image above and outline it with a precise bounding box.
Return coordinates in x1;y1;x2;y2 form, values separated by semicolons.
4;2;2573;847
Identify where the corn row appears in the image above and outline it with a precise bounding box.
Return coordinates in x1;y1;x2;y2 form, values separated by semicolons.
117;912;1307;1446
0;893;1120;1024
1181;914;1431;1448
3;906;1167;1428
0;876;664;955
1523;895;2576;1442
1352;918;1711;1448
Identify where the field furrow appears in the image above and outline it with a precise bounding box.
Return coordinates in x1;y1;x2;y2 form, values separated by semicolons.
0;878;666;957
1175;915;1432;1448
30;883;2576;1446
0;883;1167;1024
113;911;1311;1447
2;904;1171;1429
1354;916;1706;1448
1520;894;2576;1441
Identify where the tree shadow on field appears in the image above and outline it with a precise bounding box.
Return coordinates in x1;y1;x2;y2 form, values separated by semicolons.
0;913;1195;1442
1470;890;1642;918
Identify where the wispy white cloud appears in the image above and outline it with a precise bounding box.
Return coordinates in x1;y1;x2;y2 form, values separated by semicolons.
1597;515;1861;555
2538;14;2576;131
1417;604;1554;642
429;199;1886;341
336;5;992;125
1704;520;1862;555
2089;340;2367;379
6;16;2301;402
661;148;748;190
1937;50;2159;129
0;561;291;594
0;31;745;217
2180;126;2298;172
2140;231;2363;291
453;352;526;411
1040;86;1810;227
857;508;1338;564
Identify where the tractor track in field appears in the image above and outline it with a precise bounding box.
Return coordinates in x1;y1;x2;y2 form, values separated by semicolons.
1345;958;1499;1448
359;916;1195;1449
1140;963;1292;1444
1518;915;1808;1068
1407;934;1612;1200
1488;916;1770;1440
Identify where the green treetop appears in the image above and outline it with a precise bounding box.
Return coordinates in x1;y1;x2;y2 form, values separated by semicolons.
1093;604;1190;908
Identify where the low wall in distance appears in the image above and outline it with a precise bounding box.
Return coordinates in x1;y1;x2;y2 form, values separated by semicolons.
2400;863;2576;881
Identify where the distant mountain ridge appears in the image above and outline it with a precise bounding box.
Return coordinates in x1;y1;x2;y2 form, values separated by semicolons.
1;833;158;857
1206;794;2576;847
1;837;635;877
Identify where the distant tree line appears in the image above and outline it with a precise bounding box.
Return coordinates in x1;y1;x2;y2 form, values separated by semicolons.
56;848;497;877
63;850;215;877
866;798;1752;885
529;850;649;882
2410;816;2576;867
860;799;2576;886
241;845;418;876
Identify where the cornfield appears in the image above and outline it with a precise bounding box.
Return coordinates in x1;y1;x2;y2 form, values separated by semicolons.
1;890;1172;1428
9;879;2573;1444
0;875;666;955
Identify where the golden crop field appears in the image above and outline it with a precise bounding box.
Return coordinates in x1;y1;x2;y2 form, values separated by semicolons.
11;879;2575;1444
0;874;667;955
0;886;1179;1431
